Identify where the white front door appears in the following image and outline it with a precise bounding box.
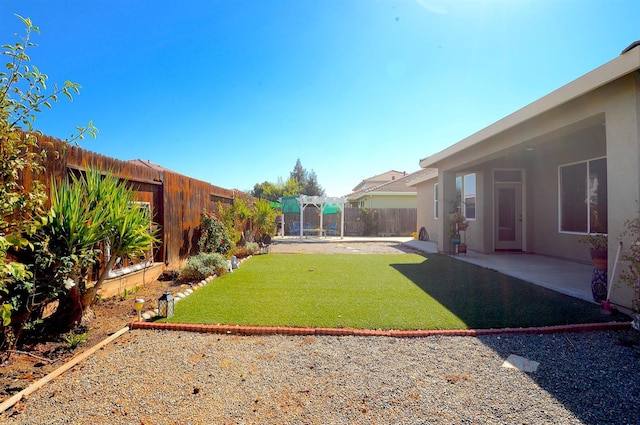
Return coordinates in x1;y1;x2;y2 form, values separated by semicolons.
494;182;523;250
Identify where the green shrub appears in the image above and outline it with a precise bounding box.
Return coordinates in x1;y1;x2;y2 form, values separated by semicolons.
232;241;260;258
179;252;228;282
198;210;232;255
245;242;260;255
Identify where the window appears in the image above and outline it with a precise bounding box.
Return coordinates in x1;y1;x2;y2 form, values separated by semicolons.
450;174;477;219
463;174;476;219
434;183;439;219
494;169;522;182
560;158;607;233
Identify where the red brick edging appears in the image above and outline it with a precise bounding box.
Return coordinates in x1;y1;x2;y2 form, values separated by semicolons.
129;320;632;337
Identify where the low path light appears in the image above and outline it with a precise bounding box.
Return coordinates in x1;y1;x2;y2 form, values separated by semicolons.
134;298;144;321
157;291;174;318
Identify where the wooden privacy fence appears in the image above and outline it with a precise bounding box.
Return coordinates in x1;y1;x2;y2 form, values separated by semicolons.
344;208;417;237
24;134;239;269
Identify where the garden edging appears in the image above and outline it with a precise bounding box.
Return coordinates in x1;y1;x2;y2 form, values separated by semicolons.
129;320;632;337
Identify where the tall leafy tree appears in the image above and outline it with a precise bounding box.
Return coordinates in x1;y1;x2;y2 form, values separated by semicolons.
250;159;325;201
304;170;325;196
289;159;324;196
289;158;307;187
251;181;282;202
282;177;303;197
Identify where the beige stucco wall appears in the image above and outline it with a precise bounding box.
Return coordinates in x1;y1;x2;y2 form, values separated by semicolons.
415;179;439;245
414;70;640;308
603;73;640;307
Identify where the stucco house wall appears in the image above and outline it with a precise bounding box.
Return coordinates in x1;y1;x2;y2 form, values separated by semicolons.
414;44;640;309
353;194;417;209
415;179;437;242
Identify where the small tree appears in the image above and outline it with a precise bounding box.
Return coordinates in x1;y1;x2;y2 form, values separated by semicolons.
1;16;96;356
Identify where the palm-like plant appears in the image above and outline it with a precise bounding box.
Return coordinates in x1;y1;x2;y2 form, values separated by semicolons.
42;168;159;327
81;169;159;305
253;199;277;237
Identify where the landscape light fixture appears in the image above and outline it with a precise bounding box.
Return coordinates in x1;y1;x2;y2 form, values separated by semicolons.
157;292;175;318
134;298;144;321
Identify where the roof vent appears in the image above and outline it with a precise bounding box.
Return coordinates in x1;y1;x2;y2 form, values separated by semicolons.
621;40;640;55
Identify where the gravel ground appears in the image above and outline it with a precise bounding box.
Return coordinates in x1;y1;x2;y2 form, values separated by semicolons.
4;243;639;424
3;329;639;424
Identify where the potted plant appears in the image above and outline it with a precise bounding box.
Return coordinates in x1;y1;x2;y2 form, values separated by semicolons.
448;211;467;227
579;233;608;270
448;211;467;237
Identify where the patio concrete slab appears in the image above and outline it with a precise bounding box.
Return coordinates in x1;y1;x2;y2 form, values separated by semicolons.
452;251;594;303
404;239;595;304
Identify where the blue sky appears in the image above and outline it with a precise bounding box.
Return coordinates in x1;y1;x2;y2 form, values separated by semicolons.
1;1;639;196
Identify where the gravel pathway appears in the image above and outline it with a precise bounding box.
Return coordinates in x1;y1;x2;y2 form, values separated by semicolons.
3;329;639;424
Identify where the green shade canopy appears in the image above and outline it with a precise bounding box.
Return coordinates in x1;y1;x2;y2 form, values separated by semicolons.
281;196;300;213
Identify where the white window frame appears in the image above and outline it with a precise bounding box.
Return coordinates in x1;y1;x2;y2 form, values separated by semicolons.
106;202;154;278
463;173;476;220
558;156;607;234
434;183;439;219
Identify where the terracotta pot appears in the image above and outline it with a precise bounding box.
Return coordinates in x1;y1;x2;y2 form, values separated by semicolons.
590;248;608;270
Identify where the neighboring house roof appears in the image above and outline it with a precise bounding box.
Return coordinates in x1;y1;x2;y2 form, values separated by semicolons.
419;42;640;169
346;169;430;200
351;170;408;192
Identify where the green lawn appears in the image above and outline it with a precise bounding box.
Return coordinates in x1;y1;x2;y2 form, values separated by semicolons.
166;253;623;330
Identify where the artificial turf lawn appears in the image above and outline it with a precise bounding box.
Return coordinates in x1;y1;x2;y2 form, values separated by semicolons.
166;253;623;330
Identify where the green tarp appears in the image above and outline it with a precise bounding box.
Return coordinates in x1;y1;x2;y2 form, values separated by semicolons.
281;197;300;213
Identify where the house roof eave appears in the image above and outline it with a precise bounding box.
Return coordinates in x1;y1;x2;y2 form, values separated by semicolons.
406;168;438;186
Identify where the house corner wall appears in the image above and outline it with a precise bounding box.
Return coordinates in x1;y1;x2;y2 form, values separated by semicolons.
607;74;640;308
415;179;441;244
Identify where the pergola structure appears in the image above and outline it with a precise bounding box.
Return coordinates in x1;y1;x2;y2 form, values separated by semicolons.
281;195;345;238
